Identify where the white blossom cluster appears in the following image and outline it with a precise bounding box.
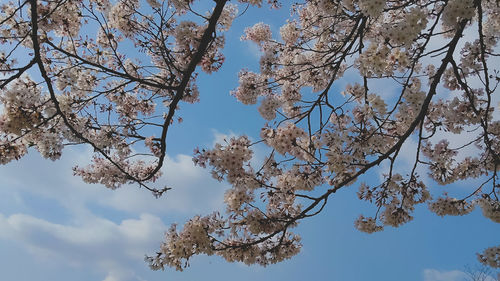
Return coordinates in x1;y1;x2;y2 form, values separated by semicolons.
0;76;45;136
422;140;459;184
108;0;139;38
357;174;430;229
429;197;475;217
354;215;383;233
478;246;500;268
169;0;194;14
74;157;161;189
356;43;391;77
193;136;253;184
31;0;83;37
217;4;239;32
477;197;500;223
232;71;266;105
442;0;475;29
89;0;111;12
280;21;300;45
358;0;386;18
148;214;223;271
382;8;428;48
258;96;282;120
0;75;65;161
241;22;272;44
261;123;314;161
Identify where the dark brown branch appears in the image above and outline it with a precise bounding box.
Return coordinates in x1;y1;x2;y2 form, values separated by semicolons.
145;0;229;181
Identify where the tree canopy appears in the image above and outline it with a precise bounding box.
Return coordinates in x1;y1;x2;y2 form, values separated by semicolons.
0;0;499;272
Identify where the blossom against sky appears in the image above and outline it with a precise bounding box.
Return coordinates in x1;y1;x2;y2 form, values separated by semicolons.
0;2;499;281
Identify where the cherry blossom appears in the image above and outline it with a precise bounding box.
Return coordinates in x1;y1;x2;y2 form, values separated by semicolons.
157;0;500;271
1;0;499;272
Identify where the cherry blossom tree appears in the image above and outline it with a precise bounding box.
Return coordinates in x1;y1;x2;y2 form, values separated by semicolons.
1;0;499;273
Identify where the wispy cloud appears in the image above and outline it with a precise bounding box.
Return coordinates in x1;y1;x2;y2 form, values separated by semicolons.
0;131;233;280
423;269;468;281
0;212;165;281
0;144;227;216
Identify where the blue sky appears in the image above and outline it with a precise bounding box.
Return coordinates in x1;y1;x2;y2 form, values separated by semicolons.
0;2;499;281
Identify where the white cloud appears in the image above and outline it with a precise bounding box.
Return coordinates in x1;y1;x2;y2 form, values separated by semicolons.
0;131;234;280
0;212;165;281
423;269;468;281
423;268;500;281
99;153;227;215
211;129;239;146
0;144;227;216
102;269;137;281
242;40;262;59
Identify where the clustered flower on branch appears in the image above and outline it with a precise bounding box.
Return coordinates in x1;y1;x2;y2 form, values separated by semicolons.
148;0;500;271
0;0;244;194
1;0;499;273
